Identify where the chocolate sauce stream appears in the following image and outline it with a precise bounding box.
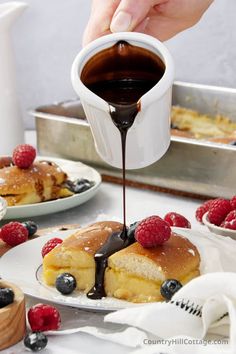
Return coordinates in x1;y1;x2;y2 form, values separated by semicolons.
87;104;138;300
109;101;139;231
82;41;165;299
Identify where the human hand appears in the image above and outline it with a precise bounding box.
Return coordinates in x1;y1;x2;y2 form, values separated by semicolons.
83;0;214;45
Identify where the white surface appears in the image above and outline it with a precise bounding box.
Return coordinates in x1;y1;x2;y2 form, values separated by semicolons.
71;32;174;169
3;156;101;219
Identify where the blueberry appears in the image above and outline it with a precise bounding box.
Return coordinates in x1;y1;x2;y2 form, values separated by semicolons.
0;287;14;308
63;180;75;192
64;179;94;194
73;178;94;193
24;332;48;352
127;221;139;243
55;273;77;295
160;279;182;300
22;221;38;237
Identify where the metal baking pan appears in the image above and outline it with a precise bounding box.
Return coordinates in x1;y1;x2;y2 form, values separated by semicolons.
31;81;236;199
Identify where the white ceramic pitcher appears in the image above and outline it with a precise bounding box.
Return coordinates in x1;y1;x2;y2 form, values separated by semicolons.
71;32;174;170
0;2;27;155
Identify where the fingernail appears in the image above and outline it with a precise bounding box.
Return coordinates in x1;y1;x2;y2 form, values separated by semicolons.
110;11;132;32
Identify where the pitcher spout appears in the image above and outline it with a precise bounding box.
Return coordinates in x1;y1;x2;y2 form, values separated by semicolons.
0;2;27;29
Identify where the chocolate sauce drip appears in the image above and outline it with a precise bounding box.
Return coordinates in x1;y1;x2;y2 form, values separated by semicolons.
81;41;165;299
87;229;135;299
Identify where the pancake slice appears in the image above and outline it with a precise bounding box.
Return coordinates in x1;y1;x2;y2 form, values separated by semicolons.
0;160;72;206
43;221;123;292
105;233;200;303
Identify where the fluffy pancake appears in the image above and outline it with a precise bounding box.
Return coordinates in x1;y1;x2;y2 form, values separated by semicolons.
43;221;123;292
105;233;200;303
171;106;236;141
0;160;72;206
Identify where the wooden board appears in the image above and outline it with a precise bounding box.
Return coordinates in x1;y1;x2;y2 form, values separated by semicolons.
0;224;80;257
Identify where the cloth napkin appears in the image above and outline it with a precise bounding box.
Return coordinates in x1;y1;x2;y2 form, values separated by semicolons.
84;228;236;353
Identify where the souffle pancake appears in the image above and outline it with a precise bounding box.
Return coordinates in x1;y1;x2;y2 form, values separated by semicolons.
43;222;200;303
43;221;123;292
0;160;73;206
105;233;200;302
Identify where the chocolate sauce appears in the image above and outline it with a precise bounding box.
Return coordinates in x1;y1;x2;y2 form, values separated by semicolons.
81;41;165;299
87;231;135;299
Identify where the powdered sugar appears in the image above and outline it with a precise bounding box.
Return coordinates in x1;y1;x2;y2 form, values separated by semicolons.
188;249;195;256
0;178;5;185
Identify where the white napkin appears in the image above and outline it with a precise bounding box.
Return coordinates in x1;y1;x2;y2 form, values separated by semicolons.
89;229;236;353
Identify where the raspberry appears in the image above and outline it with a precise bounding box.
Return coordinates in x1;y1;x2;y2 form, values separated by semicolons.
195;199;214;223
41;238;63;258
164;212;191;228
224;210;236;222
207;199;232;226
1;222;28;246
28;303;61;331
230;196;236;210
135;215;171;248
12;144;36;169
221;219;236;230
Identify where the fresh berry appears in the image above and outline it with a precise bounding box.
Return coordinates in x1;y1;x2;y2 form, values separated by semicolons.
221;219;236;230
1;222;28;246
195;199;214;223
135;215;171;248
55;273;77;295
41;238;63;258
127;221;139;243
160;279;182;300
164;212;191;228
24;332;48;352
28;303;61;331
224;210;236;222
0;287;14;308
22;221;38;237
12;144;36;169
207;198;232;226
230;196;236;209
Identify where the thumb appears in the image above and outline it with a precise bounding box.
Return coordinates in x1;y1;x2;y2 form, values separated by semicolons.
110;0;157;33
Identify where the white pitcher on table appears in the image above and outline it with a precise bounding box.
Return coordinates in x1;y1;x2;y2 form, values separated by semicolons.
0;2;27;155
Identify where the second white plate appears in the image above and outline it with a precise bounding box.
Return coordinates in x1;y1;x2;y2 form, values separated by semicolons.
3;157;102;219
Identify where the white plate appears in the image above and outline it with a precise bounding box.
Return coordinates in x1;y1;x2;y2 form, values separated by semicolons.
0;230;137;312
3;157;102;219
202;212;236;240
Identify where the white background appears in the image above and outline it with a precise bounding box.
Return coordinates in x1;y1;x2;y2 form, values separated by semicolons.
1;0;236;128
